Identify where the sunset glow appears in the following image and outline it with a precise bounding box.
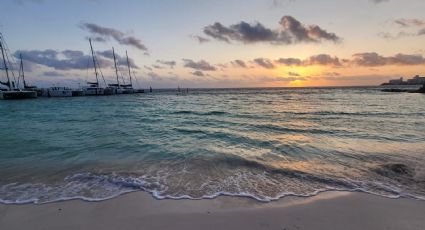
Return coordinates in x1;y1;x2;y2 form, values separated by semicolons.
1;0;424;88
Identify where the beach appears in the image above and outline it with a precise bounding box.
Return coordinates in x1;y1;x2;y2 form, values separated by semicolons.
1;191;424;230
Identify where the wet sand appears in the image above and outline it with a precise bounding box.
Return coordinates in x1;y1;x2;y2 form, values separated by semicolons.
0;191;424;230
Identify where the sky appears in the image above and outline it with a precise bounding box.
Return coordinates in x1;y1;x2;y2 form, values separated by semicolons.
1;0;425;88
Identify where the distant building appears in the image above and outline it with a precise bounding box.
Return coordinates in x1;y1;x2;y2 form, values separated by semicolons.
382;75;425;85
388;77;404;85
407;75;425;85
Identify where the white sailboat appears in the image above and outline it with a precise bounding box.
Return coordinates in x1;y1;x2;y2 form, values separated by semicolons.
0;33;37;100
83;38;105;96
108;47;125;94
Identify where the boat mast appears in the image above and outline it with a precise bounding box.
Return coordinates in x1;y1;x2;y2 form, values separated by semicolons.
0;34;11;90
20;54;27;88
112;47;120;87
89;38;99;86
126;50;132;86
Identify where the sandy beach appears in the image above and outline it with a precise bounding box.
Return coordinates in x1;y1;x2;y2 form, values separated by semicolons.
0;192;424;230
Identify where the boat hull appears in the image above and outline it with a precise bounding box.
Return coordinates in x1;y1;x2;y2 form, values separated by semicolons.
72;90;84;96
83;88;105;96
48;89;73;97
0;91;37;100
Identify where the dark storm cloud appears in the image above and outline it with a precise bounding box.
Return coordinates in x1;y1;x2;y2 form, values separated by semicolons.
351;52;425;66
14;49;111;70
182;59;217;71
81;23;148;51
203;15;340;45
253;58;275;69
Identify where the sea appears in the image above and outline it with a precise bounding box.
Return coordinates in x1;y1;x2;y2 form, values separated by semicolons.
0;87;424;204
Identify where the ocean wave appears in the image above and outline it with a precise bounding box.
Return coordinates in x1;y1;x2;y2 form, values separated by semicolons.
1;158;425;204
171;110;229;116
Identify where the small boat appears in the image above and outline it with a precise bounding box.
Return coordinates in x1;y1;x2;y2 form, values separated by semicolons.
0;33;37;100
47;87;73;97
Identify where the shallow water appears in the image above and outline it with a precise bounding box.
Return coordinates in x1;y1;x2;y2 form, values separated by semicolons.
0;87;424;203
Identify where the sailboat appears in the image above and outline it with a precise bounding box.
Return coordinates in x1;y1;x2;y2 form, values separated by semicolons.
124;50;144;93
108;47;124;94
83;38;105;96
19;54;42;96
0;33;37;100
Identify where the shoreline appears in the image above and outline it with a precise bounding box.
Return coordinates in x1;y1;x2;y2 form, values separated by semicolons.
1;191;424;230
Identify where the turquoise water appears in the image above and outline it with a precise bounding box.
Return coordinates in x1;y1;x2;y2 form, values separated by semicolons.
0;87;424;203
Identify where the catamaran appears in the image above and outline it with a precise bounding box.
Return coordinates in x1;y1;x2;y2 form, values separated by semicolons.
108;47;125;94
18;54;43;96
124;50;145;93
0;33;37;100
83;38;105;96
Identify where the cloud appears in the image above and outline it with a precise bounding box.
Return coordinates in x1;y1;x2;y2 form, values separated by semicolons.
304;54;341;66
190;35;210;44
15;49;112;70
156;60;176;68
259;76;308;83
43;71;65;77
203;15;340;45
96;50;139;69
271;0;296;8
147;71;179;82
231;59;248;68
275;57;302;66
393;18;425;27
14;0;44;4
274;54;340;67
370;0;389;4
253;58;275;69
379;18;425;40
288;71;300;76
81;23;148;51
152;65;163;69
182;59;216;71
279;16;340;43
351;52;425;66
191;71;205;77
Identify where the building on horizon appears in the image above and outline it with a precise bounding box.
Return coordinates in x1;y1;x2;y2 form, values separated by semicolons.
381;75;425;86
